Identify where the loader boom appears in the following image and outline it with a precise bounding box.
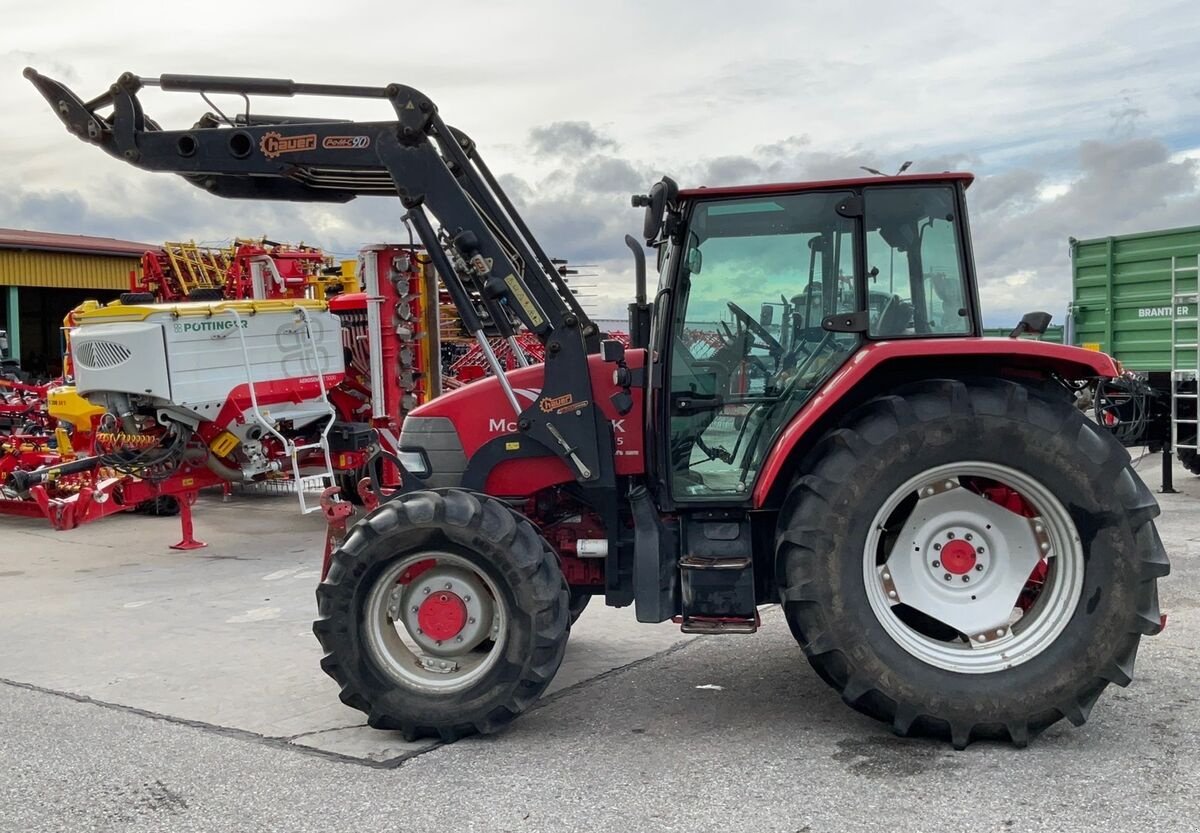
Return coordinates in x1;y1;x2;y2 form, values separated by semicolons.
25;67;616;496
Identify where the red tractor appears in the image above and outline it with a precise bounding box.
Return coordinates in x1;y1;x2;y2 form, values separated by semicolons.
28;68;1169;748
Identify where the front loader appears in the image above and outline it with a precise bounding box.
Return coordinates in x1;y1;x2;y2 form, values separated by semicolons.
27;68;1170;748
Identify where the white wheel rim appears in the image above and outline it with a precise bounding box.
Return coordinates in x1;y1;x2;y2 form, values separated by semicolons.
863;461;1084;674
364;551;509;693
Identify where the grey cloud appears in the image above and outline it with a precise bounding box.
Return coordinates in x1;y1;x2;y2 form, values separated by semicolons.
529;121;618;157
574;156;644;195
971;136;1200;325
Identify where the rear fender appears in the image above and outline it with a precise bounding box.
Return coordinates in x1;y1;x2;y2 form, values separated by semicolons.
751;339;1118;509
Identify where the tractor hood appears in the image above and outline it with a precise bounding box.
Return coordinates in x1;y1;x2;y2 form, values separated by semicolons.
400;350;647;495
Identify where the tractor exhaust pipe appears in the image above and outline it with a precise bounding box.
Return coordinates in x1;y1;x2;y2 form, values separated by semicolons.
625;235;651;350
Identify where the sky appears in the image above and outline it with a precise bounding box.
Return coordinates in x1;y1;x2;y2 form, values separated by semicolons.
2;0;1199;326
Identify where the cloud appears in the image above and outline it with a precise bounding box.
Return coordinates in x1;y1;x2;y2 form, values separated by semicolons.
970;136;1200;324
529;121;618;157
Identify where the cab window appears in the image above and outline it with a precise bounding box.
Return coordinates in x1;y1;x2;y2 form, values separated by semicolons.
864;186;970;337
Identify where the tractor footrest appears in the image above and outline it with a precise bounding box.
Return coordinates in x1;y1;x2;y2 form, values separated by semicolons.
674;612;760;634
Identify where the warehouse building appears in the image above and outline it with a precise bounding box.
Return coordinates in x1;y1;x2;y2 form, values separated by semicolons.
0;228;149;376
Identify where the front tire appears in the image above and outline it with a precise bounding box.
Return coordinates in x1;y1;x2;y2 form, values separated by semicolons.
314;489;570;740
776;378;1169;748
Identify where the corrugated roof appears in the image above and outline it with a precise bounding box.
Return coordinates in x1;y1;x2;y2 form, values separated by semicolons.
0;227;152;258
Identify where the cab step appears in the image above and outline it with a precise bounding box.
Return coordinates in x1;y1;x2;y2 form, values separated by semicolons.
673;611;761;634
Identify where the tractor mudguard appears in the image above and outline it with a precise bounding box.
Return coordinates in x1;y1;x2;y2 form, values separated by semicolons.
752;339;1119;507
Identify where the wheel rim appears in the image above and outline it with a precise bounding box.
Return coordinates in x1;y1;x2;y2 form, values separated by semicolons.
863;461;1084;674
363;550;509;693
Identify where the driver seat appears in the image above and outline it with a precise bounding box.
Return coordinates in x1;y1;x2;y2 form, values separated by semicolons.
874;295;912;337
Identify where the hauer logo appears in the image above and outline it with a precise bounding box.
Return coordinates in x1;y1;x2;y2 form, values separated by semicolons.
322;135;371;150
260;131;317;159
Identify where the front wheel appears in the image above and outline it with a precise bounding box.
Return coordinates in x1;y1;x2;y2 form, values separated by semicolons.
314;489;570;740
776;378;1169;748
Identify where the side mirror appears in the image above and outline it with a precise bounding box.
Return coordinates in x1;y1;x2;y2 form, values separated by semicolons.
1009;311;1053;339
759;304;774;328
685;247;702;275
632;176;679;244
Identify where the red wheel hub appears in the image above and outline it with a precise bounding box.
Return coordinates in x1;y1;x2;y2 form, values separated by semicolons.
940;539;977;575
417;592;468;641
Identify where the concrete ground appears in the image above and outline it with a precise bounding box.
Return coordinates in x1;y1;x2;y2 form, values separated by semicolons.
0;455;1196;832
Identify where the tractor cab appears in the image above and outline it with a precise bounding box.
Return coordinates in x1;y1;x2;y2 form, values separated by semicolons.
643;173;981;501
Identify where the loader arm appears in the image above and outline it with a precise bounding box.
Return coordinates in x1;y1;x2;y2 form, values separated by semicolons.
25;67;615;494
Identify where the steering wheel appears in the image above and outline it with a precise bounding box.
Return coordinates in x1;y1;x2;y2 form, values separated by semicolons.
727;302;784;359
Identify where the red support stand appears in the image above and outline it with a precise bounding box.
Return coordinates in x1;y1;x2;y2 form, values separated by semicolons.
170;491;206;550
319;486;354;580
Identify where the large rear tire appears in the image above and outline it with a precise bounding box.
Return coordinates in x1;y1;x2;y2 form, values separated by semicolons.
1176;447;1200;476
314;489;570;740
776;378;1169;748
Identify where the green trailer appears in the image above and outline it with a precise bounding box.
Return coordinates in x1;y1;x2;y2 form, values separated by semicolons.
1070;226;1200;372
1069;225;1200;487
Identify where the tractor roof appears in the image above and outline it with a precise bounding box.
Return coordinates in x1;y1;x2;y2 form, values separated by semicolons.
677;171;974;200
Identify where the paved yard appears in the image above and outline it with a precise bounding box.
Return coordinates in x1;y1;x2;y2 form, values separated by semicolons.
0;455;1196;831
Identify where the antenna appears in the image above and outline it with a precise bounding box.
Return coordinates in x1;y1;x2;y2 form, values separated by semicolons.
860;161;915;177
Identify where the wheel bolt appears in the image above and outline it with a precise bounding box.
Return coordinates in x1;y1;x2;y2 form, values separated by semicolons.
456;636;463;643
976;547;984;555
463;595;471;602
962;575;970;583
411;605;419;613
416;628;423;635
882;571;891;581
468;617;476;624
946;532;955;539
932;560;940;568
445;582;453;590
996;628;1006;637
933;543;942;551
887;590;897;599
974;564;983;572
435;640;442;646
965;533;973;541
943;573;952;581
422;587;431;595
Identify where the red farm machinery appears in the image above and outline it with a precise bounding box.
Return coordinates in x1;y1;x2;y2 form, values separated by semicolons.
25;67;1169;748
0;230;437;545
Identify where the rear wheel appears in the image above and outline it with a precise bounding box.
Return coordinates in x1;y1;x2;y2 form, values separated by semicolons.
1176;447;1200;475
314;489;569;740
776;378;1169;747
135;496;180;516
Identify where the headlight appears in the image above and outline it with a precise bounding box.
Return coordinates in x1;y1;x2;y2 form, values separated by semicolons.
397;449;430;478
